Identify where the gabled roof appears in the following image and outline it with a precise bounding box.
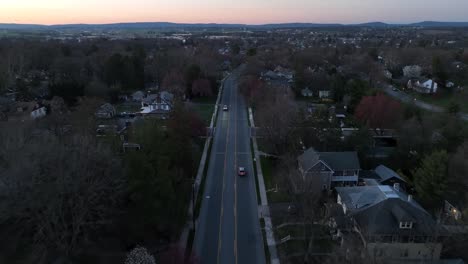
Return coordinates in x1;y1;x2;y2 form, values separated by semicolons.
375;165;406;183
336;185;439;237
352;198;438;237
319;152;360;171
298;148;360;172
298;148;320;171
97;103;115;113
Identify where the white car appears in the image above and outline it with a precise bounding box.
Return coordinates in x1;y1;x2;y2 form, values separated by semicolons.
223;105;229;111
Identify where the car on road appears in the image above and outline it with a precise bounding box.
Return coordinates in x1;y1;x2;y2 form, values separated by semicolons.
392;87;399;91
223;105;228;111
238;167;246;176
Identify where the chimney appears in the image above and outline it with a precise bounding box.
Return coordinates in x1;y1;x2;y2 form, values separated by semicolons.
408;195;413;202
393;183;400;192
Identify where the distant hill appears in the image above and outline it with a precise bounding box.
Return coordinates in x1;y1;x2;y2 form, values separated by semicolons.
1;21;468;30
353;22;393;27
0;23;47;30
408;21;468;27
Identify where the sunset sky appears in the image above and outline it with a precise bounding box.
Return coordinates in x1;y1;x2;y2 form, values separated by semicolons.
2;0;468;25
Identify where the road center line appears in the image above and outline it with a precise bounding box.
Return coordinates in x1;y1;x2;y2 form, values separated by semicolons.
217;76;231;264
234;75;239;263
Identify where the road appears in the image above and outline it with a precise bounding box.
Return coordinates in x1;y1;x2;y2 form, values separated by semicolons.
194;68;266;264
382;85;468;121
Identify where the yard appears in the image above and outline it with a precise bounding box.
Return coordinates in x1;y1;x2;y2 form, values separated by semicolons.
192;103;215;124
115;103;142;113
410;89;468;113
260;156;291;203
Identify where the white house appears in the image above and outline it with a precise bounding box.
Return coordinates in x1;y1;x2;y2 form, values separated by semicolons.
319;90;331;99
140;91;174;118
31;106;47;119
407;79;438;94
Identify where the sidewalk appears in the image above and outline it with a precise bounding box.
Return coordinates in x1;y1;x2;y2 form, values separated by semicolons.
249;108;280;264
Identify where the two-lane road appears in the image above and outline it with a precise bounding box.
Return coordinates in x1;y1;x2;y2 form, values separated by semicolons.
194;69;265;264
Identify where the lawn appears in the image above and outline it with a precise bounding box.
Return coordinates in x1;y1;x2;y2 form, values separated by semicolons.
115;103;142;113
260;156;291;203
192;103;215;124
410;90;468;113
260;156;275;189
190;96;217;104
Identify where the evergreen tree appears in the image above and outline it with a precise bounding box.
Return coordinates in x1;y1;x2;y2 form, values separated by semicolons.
412;150;449;207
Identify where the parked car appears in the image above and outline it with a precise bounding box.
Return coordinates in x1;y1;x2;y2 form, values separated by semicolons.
238;167;246;176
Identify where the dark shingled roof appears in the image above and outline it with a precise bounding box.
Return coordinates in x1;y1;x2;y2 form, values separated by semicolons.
298;148;360;172
319;151;360;171
298;148;320;171
351;198;439;237
375;165;406;183
336;185;441;237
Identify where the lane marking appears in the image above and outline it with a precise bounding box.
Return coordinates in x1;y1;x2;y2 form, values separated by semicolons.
233;75;239;264
217;76;232;264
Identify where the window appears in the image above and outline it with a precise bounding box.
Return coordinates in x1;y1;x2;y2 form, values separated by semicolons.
399;221;413;229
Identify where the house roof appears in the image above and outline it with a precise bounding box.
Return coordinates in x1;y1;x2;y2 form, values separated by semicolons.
375;165;406;183
319;151;360;171
97;103;115;113
352;198;439;237
336;185;439;237
298;148;320;171
298;148;360;172
359;170;379;180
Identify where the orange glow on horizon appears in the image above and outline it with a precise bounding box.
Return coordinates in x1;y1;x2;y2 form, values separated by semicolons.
1;0;467;25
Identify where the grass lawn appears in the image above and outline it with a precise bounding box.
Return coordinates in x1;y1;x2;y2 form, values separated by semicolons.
410;90;468;113
192;104;215;124
115;103;142;113
260;156;275;189
280;240;307;256
276;225;307;239
261;156;292;203
191;96;217;104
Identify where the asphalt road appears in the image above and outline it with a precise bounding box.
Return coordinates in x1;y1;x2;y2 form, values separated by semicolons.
194;68;266;264
382;85;468;121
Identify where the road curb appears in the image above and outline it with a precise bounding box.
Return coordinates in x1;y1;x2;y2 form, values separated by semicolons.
178;73;229;251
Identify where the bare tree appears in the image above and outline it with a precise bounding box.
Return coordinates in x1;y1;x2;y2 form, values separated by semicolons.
0;123;125;256
255;87;299;154
277;154;327;263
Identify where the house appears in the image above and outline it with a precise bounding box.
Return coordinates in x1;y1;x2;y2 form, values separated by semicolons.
319;89;331;99
383;70;393;79
140;91;174;118
374;165;407;189
407;79;438;94
31;106;47;119
131;91;146;102
298;148;360;192
332;185;444;263
301;87;313;97
95;103;116;119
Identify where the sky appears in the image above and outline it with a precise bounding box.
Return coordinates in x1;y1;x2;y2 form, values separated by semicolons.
1;0;468;25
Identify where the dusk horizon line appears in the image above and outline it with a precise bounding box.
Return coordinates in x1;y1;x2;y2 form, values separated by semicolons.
2;20;468;27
